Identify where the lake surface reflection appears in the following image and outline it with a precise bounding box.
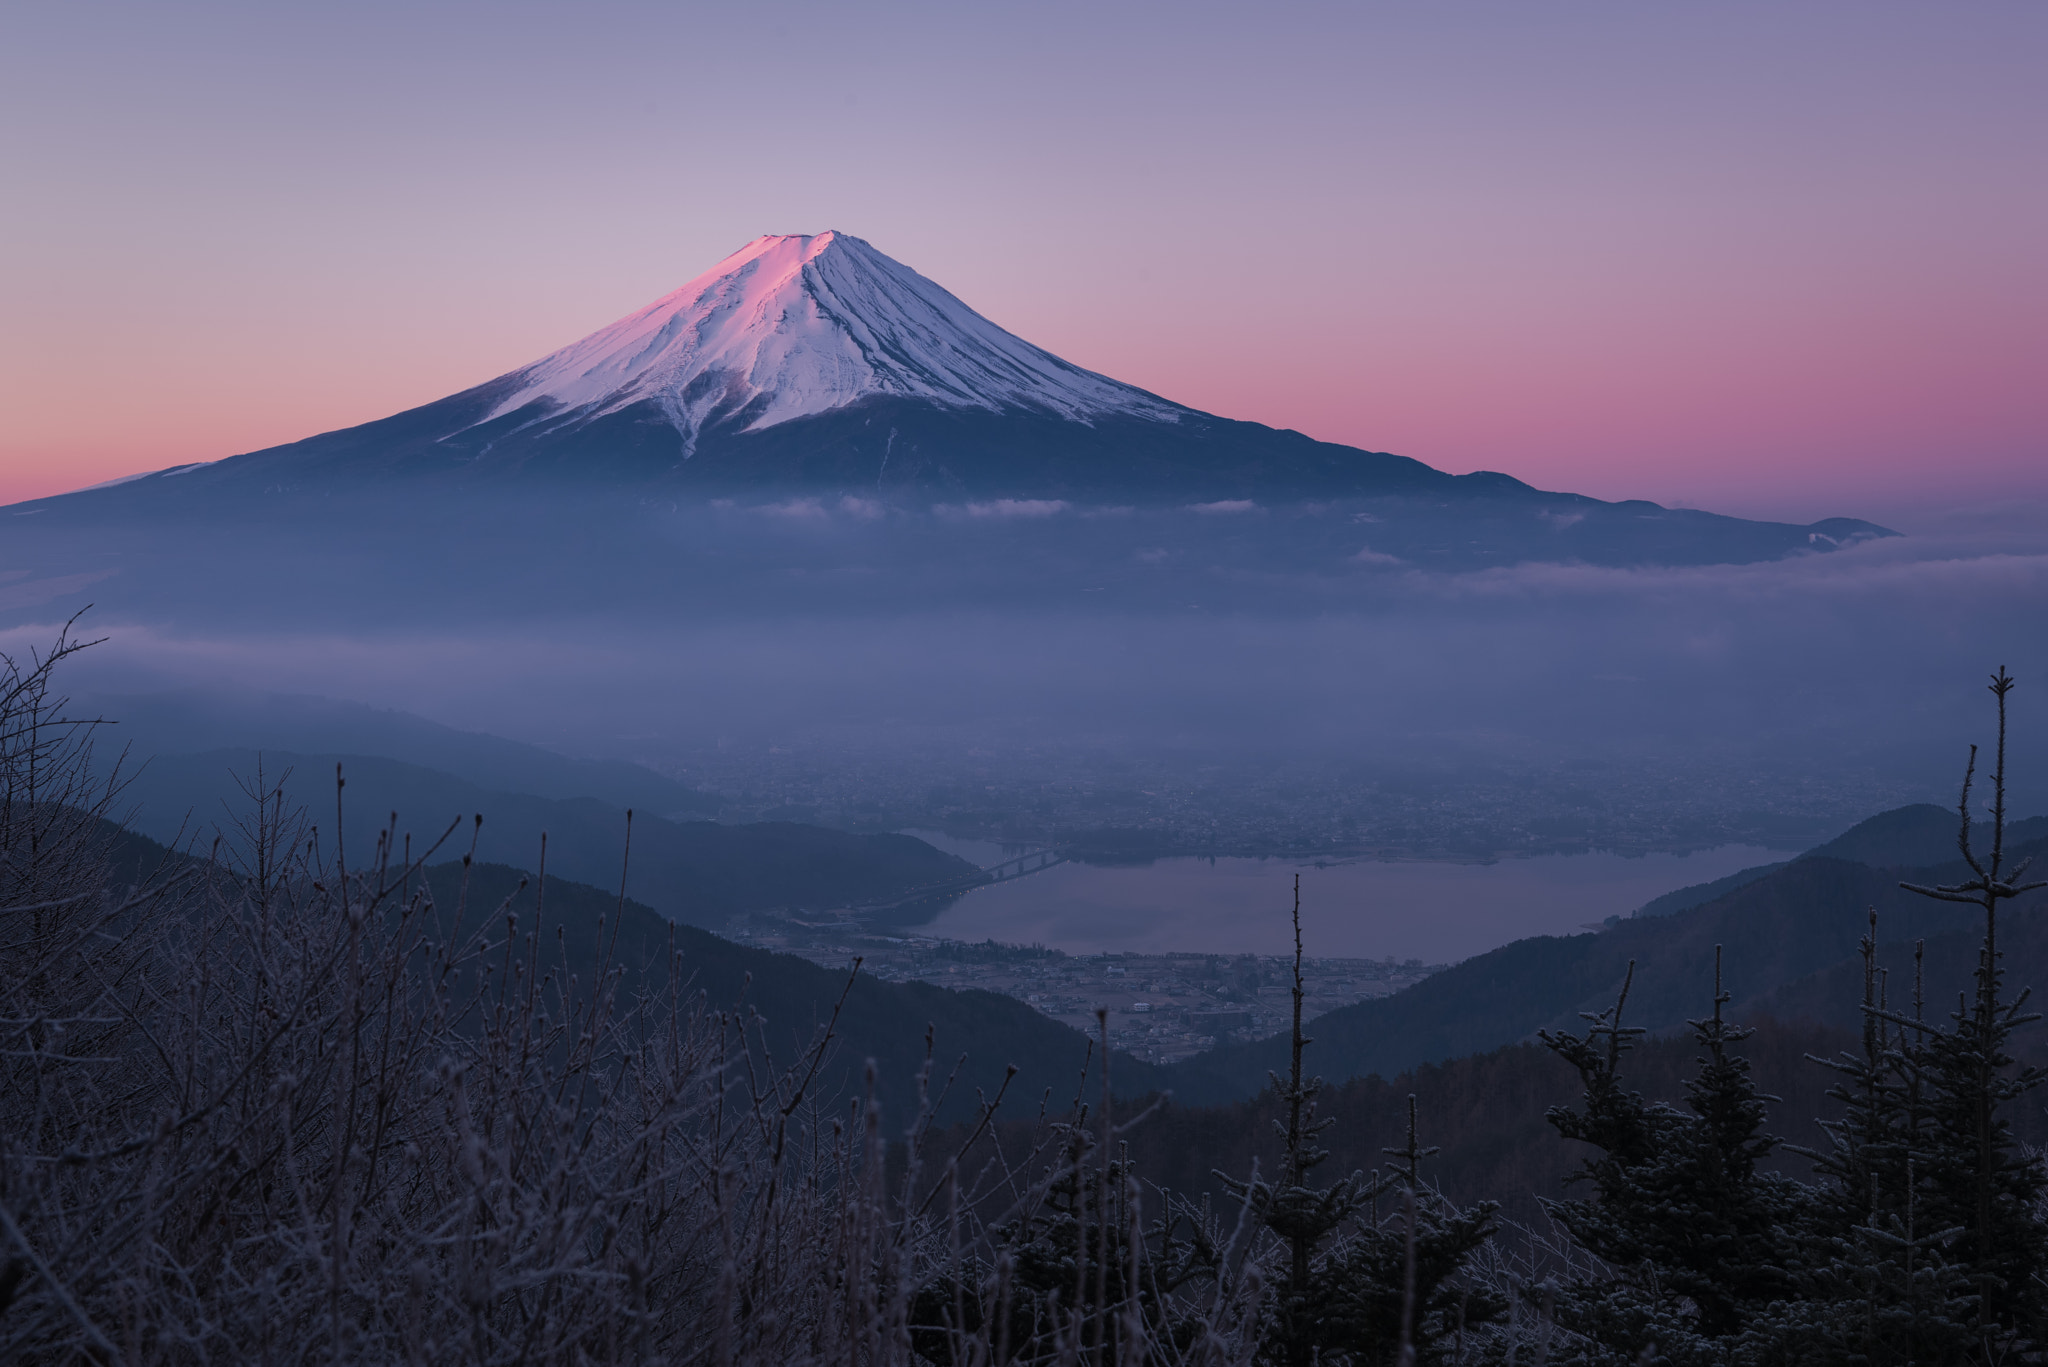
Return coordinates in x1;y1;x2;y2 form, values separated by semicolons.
905;835;1792;964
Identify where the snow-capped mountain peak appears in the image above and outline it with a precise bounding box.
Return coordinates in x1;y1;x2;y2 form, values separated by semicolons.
483;232;1182;451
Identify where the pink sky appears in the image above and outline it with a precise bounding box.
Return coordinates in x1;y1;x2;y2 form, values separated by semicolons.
3;3;2042;523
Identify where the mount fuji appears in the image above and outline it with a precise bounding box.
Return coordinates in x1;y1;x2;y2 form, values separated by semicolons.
17;231;1889;577
482;231;1186;450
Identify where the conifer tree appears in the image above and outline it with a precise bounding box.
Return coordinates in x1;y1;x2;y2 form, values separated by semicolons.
1224;877;1501;1366
918;1120;1147;1363
1805;914;1916;1232
1537;953;1804;1364
1314;1097;1504;1367
1542;668;2048;1366
1782;921;1978;1365
909;1034;1225;1365
1888;667;2048;1355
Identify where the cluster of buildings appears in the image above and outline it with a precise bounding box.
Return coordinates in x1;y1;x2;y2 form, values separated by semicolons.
670;735;1908;860
725;925;1440;1065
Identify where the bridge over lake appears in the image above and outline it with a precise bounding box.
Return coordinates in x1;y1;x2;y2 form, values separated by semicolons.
841;847;1068;916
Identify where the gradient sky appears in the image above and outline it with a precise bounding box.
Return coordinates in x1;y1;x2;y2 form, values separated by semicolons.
3;1;2043;521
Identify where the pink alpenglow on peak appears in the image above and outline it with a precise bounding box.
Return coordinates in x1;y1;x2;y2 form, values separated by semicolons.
485;232;1183;453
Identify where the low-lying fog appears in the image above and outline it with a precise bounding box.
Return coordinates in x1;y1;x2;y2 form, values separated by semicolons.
4;492;2045;869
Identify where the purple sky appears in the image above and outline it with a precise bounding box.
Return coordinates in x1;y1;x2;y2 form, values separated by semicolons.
3;1;2043;521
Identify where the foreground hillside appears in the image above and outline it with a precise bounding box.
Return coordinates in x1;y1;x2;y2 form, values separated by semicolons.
16;624;2048;1361
420;857;1171;1122
89;813;1164;1124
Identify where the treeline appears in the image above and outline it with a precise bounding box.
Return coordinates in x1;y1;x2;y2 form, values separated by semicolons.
1115;1018;1862;1228
1103;1013;2048;1231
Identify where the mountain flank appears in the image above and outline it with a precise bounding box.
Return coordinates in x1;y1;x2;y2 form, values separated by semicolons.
13;232;1890;572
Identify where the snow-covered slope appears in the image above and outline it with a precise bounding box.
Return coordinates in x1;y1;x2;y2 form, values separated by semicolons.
483;232;1184;454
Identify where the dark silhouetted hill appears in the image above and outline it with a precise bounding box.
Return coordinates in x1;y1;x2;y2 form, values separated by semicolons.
114;750;972;928
1167;818;2048;1103
1799;803;2048;869
1631;860;1790;919
74;812;1161;1126
87;689;720;817
421;860;1168;1125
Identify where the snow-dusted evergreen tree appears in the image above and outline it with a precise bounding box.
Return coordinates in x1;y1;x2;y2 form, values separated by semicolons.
1536;669;2048;1367
913;1120;1160;1365
1772;923;1980;1364
907;1035;1245;1366
1535;954;1805;1365
1886;668;2048;1355
1804;917;1920;1235
1224;877;1501;1367
1311;1097;1504;1367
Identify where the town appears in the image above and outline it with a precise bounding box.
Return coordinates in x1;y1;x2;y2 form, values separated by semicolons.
726;919;1442;1065
665;734;1911;861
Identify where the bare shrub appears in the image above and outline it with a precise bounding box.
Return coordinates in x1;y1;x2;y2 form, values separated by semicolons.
0;631;1263;1366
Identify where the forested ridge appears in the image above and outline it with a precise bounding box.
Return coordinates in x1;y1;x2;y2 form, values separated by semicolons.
1170;831;2048;1102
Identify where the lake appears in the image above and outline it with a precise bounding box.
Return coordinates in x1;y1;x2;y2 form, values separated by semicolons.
902;834;1792;964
